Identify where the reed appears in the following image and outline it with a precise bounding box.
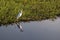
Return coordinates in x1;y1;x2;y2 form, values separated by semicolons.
0;0;60;24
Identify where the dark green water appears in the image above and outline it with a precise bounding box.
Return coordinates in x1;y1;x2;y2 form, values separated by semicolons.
0;18;60;40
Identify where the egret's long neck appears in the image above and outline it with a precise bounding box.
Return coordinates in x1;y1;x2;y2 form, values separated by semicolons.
21;10;22;13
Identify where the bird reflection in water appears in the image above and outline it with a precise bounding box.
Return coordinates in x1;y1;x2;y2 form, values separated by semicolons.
16;10;23;32
16;23;23;32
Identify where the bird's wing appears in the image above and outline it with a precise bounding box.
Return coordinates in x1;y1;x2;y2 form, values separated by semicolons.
17;12;21;19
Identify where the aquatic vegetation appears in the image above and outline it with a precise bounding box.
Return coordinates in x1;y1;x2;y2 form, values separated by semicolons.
0;0;60;24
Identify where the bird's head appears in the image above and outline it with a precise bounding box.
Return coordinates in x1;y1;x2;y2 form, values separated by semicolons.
19;9;23;13
21;10;22;13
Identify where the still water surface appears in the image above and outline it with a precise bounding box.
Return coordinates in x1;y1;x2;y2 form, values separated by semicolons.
0;18;60;40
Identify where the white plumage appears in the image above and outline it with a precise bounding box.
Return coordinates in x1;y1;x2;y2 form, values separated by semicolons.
17;10;22;19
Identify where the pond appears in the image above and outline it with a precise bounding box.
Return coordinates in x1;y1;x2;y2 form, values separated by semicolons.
0;18;60;40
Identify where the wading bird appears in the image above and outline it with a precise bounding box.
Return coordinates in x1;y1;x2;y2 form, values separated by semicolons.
17;10;22;19
16;10;23;32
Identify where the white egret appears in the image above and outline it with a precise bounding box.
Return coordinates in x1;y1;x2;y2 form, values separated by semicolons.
17;10;22;19
16;10;23;32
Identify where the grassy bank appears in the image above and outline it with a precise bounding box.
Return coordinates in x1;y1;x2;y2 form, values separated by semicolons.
0;0;60;24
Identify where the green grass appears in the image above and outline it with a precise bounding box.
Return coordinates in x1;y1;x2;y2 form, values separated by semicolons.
0;0;60;24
